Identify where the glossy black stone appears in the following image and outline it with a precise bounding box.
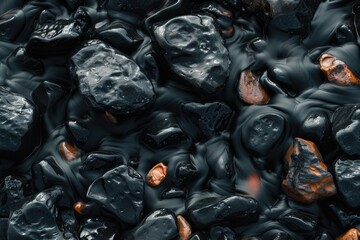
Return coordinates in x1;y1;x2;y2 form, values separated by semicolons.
243;113;284;157
7;187;65;240
32;157;66;191
87;165;144;225
79;218;119;240
278;211;317;232
174;161;197;187
153;15;230;93
332;105;360;156
141;112;189;149
299;111;331;147
334;157;360;208
67;120;90;146
70;40;156;115
334;25;355;45
0;176;25;217
121;208;178;240
183;102;233;139
187;195;259;228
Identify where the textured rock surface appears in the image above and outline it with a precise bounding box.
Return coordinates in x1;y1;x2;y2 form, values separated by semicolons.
70;40;155;115
79;218;119;240
87;165;144;224
153;15;230;93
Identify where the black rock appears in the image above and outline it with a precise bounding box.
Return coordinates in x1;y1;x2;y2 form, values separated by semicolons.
0;9;25;42
70;40;155;115
141;112;189;149
7;47;44;75
334;157;360;208
243;113;284;157
174;161;197;187
161;187;186;199
32;81;67;114
329;204;360;228
332;105;360;156
300;111;332;147
122;208;178;240
208;225;236;240
106;0;164;15
334;25;355;45
79;218;119;240
59;209;78;238
95;20;143;52
81;151;125;172
153;15;230;93
8;187;65;240
0;87;39;161
67;120;90;147
187;195;259;228
278;211;317;232
0;176;25;217
32;157;66;191
87;165;144;225
183;102;233;139
26;17;87;56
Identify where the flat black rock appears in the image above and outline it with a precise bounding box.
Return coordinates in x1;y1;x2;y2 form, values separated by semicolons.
187;195;259;228
332;105;360;156
183;102;233;139
87;165;144;225
79;217;119;240
243;113;284;157
7;187;65;240
334;157;360;208
121;208;178;240
70;40;155;115
153;15;230;93
278;211;317;232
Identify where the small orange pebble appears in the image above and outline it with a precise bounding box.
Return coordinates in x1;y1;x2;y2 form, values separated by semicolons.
74;201;86;214
320;53;360;86
105;111;117;123
337;228;360;240
177;215;192;240
59;141;77;161
146;162;168;187
238;70;270;105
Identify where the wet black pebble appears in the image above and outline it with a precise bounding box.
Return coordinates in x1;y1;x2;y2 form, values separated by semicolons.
86;165;144;225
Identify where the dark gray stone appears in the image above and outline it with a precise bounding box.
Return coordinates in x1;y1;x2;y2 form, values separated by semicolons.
153;15;230;93
87;165;144;225
70;40;155;115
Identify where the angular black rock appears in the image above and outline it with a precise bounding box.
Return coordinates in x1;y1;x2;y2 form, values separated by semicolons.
32;157;65;191
334;157;360;208
153;15;230;93
278;211;317;232
332;105;360;156
141;112;189;149
7;187;65;240
0;87;39;160
0;9;25;42
62;0;83;11
67;120;90;147
7;47;44;75
183;102;233;139
106;0;164;15
70;40;155;115
243;113;284;157
87;165;144;225
174;161;197;187
187;195;259;228
208;225;236;239
0;176;25;217
121;208;178;240
81;151;125;172
26;17;87;56
79;218;119;240
300;111;332;147
95;20;143;52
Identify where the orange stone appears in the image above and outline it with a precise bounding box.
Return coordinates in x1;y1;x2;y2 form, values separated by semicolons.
320;53;360;86
146;162;168;187
59;141;77;161
282;137;336;203
74;201;85;214
177;215;192;240
238;70;270;105
337;228;359;240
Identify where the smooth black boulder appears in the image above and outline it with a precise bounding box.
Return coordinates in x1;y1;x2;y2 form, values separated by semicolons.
153;15;230;93
334;157;360;208
121;208;178;240
87;165;144;225
70;40;155;115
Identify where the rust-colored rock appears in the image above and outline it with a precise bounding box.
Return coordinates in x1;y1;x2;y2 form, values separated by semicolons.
337;228;359;240
238;70;270;105
177;215;192;240
146;163;168;187
74;201;85;214
320;53;360;86
59;141;77;161
282;137;336;203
